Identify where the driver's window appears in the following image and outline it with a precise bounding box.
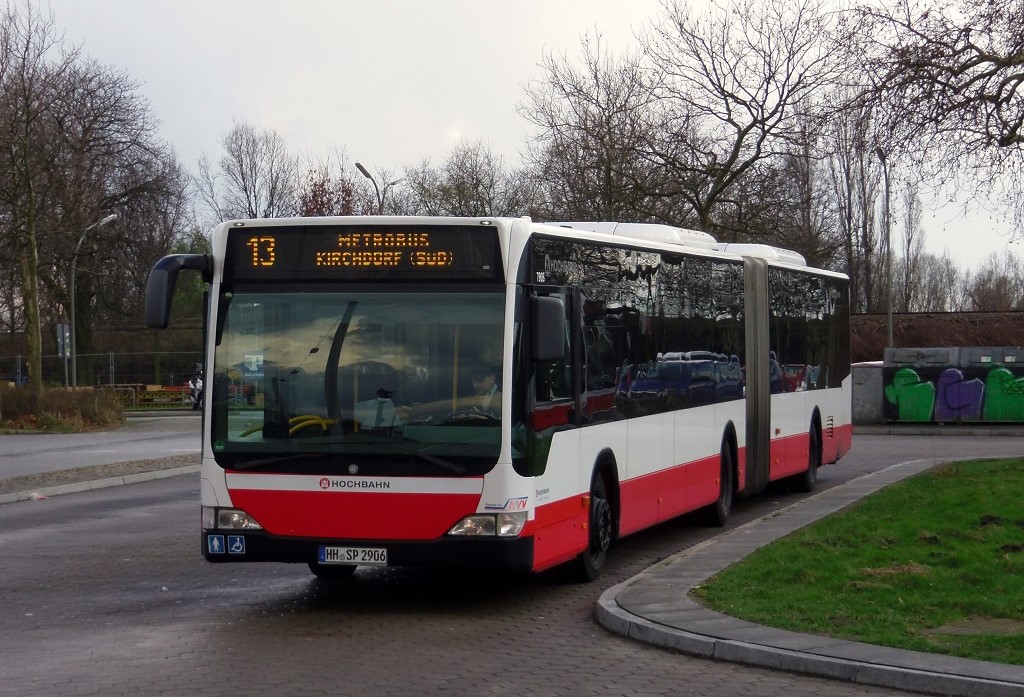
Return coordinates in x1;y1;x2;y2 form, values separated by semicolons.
535;291;572;402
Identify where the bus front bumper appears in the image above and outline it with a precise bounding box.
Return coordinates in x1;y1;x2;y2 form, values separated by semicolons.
201;531;535;572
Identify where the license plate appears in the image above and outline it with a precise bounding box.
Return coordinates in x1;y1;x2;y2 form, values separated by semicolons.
318;545;388;566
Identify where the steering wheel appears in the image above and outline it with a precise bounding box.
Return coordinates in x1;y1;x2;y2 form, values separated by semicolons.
442;407;500;425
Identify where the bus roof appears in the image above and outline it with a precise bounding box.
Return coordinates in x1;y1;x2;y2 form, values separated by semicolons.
210;216;821;272
545;221;718;250
543;221;806;267
713;242;806;267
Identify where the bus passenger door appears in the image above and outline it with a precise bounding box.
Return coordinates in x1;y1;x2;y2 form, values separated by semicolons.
526;287;588;568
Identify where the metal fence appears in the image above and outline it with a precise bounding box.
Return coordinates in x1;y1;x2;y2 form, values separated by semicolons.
1;352;204;389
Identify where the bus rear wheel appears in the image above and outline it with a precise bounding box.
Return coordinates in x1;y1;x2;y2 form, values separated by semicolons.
793;427;820;493
574;474;612;582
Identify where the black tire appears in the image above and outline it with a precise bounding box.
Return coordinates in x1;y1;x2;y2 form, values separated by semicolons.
705;444;733;527
573;474;613;582
307;561;357;580
793;427;820;493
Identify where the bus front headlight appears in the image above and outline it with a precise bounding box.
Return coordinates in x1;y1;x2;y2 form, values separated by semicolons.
448;511;526;537
202;506;263;531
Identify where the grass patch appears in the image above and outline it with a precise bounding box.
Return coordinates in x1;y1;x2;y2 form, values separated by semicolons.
0;384;124;432
692;459;1024;665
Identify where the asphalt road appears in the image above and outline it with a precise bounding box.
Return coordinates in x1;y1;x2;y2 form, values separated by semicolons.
1;430;1022;696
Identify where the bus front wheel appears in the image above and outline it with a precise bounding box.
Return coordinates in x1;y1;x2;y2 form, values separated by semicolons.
574;474;612;582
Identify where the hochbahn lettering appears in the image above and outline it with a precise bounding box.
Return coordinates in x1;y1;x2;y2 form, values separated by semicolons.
319;477;392;490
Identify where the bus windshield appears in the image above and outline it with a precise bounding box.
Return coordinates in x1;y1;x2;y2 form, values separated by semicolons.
210;290;505;475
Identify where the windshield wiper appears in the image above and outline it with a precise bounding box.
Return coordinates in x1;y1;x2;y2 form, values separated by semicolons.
230;442;467;476
399;447;467;475
229;453;330;471
346;435;468;475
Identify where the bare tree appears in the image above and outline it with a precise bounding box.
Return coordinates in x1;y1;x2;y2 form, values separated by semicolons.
642;0;846;233
0;2;189;387
298;151;359;217
896;181;925;312
196;119;300;221
403;141;533;217
520;36;663;222
82;152;192;342
0;3;79;392
962;251;1024;311
821;95;883;312
44;59;184;359
915;252;964;312
853;0;1024;231
736;111;845;268
0;249;22;350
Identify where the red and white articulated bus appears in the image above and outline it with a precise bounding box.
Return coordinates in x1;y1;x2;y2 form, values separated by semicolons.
146;216;851;581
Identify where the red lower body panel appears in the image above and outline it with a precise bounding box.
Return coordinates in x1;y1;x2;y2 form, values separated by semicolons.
225;473;483;540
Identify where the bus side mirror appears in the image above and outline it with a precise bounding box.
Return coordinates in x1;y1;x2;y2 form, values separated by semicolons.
532;296;565;362
145;254;211;329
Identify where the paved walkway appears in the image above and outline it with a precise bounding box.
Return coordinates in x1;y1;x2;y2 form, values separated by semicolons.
0;455;198;504
596;456;1024;697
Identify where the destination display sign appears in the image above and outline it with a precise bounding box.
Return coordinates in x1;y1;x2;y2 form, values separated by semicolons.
222;224;502;283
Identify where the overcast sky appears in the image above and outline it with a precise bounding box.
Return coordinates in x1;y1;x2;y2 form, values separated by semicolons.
48;0;1018;271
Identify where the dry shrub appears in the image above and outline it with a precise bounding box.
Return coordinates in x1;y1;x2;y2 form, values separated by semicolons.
0;384;123;431
851;311;1024;363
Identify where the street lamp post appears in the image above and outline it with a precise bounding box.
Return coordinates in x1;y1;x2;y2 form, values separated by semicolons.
70;213;118;387
875;147;893;348
355;161;383;214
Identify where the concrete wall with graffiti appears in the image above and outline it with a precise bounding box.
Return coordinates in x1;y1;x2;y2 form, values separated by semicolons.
882;347;1024;423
